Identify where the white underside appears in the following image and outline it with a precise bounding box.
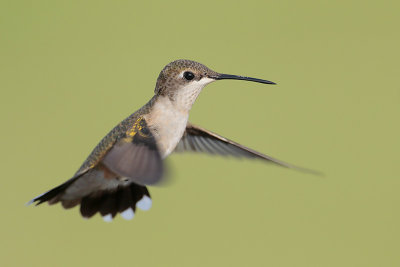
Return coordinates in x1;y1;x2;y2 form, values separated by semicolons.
144;96;190;158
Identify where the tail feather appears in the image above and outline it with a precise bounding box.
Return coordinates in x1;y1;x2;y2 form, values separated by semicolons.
28;175;152;221
27;177;79;206
99;194;118;218
61;198;81;209
80;183;150;220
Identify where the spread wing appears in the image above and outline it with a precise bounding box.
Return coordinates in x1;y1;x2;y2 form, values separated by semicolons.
102;118;163;185
174;123;311;171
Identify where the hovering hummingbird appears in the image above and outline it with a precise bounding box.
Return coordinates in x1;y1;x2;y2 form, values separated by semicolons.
29;59;309;222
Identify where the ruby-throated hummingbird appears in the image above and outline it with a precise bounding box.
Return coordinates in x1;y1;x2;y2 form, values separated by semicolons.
29;59;309;222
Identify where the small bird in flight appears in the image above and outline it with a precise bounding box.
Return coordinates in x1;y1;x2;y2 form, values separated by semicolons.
29;59;308;222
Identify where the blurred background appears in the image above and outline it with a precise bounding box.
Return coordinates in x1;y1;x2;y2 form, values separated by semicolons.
1;0;399;266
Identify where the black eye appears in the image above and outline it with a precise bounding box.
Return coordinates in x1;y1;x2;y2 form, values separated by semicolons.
183;71;195;81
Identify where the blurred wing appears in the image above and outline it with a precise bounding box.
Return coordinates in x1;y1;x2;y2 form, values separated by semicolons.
174;123;305;170
102;118;163;185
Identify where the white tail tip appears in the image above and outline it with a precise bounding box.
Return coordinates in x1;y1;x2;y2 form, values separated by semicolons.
120;208;135;220
136;196;152;211
102;214;113;222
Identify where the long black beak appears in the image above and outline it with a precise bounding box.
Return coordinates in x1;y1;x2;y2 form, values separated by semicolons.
213;73;276;85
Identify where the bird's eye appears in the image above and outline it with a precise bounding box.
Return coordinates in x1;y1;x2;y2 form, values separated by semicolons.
183;71;195;81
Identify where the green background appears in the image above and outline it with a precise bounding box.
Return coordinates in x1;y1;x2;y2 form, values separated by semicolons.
1;1;399;266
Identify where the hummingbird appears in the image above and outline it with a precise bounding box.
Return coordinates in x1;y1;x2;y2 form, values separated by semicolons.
28;59;308;222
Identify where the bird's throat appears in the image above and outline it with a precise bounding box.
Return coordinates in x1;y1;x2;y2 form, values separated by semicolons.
144;96;190;158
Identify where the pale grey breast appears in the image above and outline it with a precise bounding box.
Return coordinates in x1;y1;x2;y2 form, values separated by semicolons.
144;96;190;158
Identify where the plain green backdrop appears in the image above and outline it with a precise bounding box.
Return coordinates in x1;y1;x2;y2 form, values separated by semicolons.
1;0;399;266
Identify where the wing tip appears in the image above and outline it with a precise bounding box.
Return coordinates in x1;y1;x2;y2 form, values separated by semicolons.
280;162;324;177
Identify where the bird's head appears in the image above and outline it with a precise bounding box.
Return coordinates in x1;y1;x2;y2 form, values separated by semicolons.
154;59;275;110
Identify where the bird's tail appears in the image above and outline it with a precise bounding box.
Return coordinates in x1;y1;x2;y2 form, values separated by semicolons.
27;173;152;222
26;175;81;206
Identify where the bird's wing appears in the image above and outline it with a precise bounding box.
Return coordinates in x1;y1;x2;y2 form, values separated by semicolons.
174;123;310;171
28;116;162;221
101;117;163;185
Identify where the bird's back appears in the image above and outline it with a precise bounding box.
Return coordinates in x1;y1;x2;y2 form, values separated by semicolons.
76;98;156;175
